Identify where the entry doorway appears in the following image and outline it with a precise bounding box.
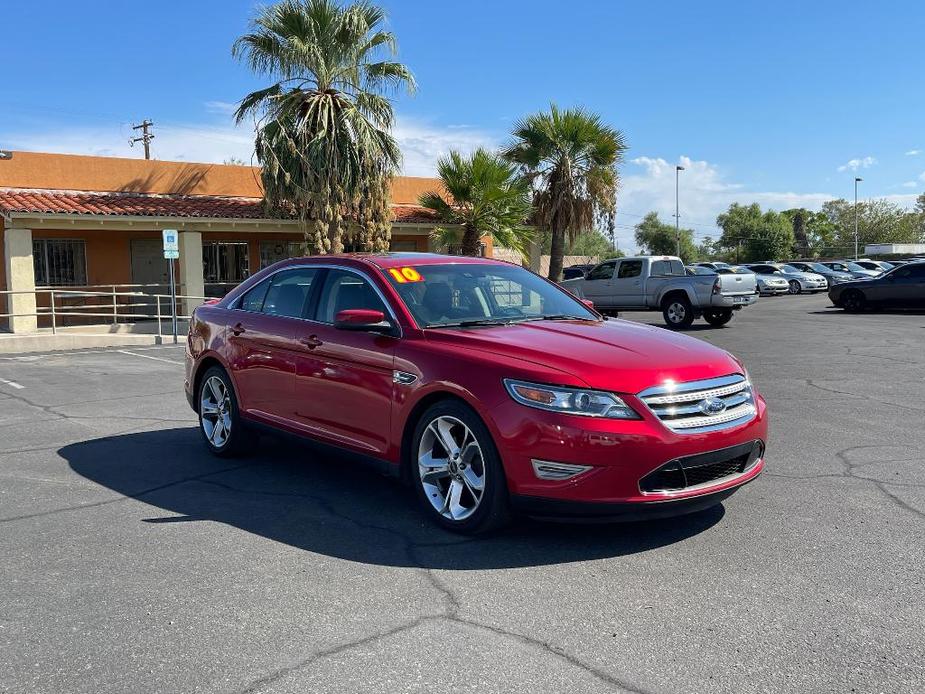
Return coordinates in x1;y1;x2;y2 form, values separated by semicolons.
130;239;171;318
130;239;169;289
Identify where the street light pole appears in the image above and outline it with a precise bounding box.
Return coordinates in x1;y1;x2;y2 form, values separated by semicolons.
675;165;685;257
854;177;862;260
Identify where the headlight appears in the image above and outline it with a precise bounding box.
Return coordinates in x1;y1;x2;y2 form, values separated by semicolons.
504;379;640;419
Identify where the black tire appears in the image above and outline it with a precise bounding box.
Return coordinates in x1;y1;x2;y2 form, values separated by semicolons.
196;366;253;457
662;295;695;329
703;308;734;327
788;280;802;295
842;289;866;313
410;400;510;534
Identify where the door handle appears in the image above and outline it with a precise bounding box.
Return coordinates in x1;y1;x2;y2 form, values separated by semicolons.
300;335;323;349
231;322;246;336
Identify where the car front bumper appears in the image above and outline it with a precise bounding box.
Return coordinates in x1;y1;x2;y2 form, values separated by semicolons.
487;392;769;516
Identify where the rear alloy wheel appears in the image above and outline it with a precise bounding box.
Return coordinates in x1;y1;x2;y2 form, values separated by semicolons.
842;289;866;313
788;280;802;294
662;296;695;329
413;401;509;534
198;366;251;457
703;308;733;327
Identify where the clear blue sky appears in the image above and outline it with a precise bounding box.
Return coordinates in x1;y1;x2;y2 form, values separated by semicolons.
2;0;923;246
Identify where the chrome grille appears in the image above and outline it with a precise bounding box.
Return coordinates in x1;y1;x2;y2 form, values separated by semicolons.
638;374;756;433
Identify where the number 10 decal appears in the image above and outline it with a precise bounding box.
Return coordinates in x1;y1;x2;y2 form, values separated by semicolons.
388;267;424;283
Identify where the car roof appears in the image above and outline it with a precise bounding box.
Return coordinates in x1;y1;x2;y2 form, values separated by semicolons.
272;252;513;271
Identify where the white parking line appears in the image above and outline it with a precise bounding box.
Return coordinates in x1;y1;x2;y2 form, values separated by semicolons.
0;378;24;389
116;350;184;365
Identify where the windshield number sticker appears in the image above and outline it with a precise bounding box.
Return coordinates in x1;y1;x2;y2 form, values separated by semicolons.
388;267;424;283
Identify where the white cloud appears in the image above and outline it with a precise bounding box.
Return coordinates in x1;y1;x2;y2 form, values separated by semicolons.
0;115;500;176
616;155;835;252
204;101;239;116
901;181;918;188
392;119;499;176
836;156;877;172
920;171;925;182
905;149;921;156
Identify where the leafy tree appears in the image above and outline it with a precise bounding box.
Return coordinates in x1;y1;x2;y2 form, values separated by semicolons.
633;212;698;262
568;230;621;257
716;203;795;263
419;149;533;256
233;0;415;253
781;208;836;258
822;198;924;255
504;105;627;282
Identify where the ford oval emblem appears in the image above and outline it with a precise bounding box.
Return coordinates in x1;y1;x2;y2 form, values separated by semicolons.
700;397;727;415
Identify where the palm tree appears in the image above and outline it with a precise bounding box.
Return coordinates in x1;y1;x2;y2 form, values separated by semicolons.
419;149;533;256
232;0;415;253
504;105;627;281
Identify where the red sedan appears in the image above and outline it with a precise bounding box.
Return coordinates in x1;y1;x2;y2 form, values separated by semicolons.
185;253;767;533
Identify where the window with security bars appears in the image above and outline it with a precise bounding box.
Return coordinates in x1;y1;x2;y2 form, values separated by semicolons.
203;242;250;283
33;239;88;286
259;241;308;269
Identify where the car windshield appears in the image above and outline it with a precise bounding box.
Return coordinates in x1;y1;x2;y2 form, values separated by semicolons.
879;261;894;269
779;264;801;273
845;262;868;272
808;263;831;272
383;263;599;328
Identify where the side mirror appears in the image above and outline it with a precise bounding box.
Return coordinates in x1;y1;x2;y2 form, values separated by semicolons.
334;309;395;335
581;298;595;309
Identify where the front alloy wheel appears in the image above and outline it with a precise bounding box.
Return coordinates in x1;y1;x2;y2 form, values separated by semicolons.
412;401;509;533
842;289;866;313
788;280;802;294
197;366;251;457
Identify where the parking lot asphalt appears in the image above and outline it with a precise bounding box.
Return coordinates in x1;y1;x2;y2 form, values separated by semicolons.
1;293;923;694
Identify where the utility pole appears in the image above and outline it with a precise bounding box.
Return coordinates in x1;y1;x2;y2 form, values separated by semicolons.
675;165;685;257
854;177;862;260
130;120;155;159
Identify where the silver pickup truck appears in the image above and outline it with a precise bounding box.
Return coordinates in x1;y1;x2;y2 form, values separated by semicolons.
560;255;758;328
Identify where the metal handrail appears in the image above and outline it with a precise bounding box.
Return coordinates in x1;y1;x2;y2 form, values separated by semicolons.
0;287;207;337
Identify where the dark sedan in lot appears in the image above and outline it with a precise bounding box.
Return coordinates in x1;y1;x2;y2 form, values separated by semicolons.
828;262;925;311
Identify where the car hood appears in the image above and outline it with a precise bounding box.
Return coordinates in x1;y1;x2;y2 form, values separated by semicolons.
425;319;742;394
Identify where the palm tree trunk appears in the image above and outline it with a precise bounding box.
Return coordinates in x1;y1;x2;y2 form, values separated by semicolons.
461;223;481;256
548;216;565;282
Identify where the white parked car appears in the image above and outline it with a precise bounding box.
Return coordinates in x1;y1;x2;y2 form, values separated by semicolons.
734;265;790;295
762;263;828;294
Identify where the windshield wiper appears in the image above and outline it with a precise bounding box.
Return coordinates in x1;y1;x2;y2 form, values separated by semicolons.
425;318;515;329
517;314;597;322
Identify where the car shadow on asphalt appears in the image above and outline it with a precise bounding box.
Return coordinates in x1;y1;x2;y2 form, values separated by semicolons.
61;427;725;570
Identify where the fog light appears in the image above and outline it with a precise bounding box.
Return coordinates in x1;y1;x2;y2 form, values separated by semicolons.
531;459;593;481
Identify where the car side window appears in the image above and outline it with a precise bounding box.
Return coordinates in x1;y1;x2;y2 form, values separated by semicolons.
317;270;388;323
617;260;643;278
262;268;318;319
587;262;615;280
238;278;271;312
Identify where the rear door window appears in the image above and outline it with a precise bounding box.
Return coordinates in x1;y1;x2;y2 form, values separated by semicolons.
617;260;643;278
261;268;318;318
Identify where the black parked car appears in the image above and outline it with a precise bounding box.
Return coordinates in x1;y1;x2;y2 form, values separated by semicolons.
828;262;925;312
561;264;595;280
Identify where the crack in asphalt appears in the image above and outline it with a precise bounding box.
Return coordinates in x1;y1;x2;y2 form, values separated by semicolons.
803;379;925;413
0;462;259;524
765;445;925;520
190;476;645;693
